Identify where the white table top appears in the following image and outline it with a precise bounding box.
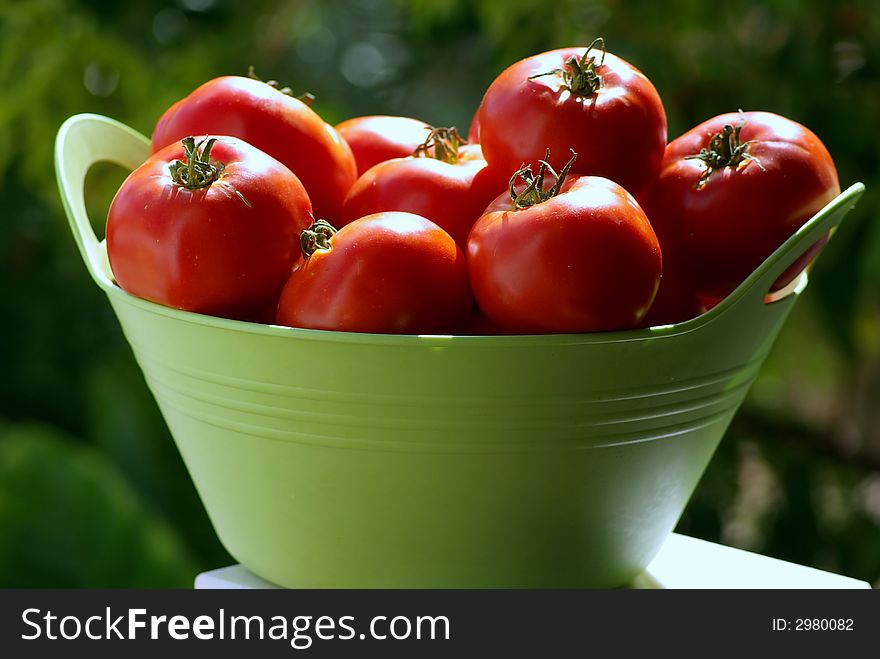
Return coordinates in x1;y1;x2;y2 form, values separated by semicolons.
194;533;871;589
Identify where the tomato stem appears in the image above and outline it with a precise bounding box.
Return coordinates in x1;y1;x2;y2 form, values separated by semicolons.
686;111;764;187
300;216;338;258
529;37;606;96
509;148;578;209
247;66;315;105
412;126;465;164
169;137;225;190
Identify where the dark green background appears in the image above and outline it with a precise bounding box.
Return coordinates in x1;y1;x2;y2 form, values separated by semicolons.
1;0;878;587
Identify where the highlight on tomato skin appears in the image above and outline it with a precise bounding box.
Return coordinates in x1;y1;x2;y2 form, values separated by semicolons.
275;212;474;335
150;74;357;223
106;135;313;323
643;110;840;300
467;155;663;334
335;115;432;176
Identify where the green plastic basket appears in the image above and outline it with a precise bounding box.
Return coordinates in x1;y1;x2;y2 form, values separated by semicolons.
55;113;864;588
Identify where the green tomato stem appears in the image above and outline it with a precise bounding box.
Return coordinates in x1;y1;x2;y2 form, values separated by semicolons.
300;217;338;258
509;148;578;209
247;66;316;106
529;37;606;96
412;126;465;164
686;111;764;187
168;137;224;190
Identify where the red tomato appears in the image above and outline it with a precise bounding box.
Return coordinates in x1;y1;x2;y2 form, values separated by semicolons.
475;39;666;198
644;111;841;298
276;212;473;334
340;127;505;247
335;115;430;176
107;136;312;321
467;154;662;333
151;75;356;222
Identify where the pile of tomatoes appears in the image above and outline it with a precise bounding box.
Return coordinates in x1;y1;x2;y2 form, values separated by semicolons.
107;39;841;335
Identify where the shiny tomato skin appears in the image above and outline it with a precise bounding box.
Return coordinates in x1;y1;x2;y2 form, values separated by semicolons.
340;144;505;247
335;115;430;176
467;176;662;333
107;136;312;321
476;47;667;198
151;76;356;221
276;212;473;334
645;111;840;298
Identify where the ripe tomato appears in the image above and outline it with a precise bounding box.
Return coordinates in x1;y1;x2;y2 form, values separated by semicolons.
475;39;666;199
467;153;662;333
107;136;312;321
644;111;841;298
151;74;356;222
340;127;504;247
335;115;430;176
276;213;473;334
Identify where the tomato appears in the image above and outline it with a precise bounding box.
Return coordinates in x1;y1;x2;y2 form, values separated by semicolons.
644;111;840;298
467;153;662;333
335;115;430;176
276;213;473;334
151;75;356;222
475;39;666;199
340;127;505;247
107;136;312;321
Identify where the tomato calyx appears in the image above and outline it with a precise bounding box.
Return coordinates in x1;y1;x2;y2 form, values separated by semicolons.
169;136;225;190
529;37;606;96
509;148;578;209
168;137;253;207
300;216;338;258
412;126;466;164
247;65;316;106
686;112;764;188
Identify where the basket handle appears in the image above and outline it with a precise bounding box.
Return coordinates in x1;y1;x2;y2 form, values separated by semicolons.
54;113;150;285
714;182;865;315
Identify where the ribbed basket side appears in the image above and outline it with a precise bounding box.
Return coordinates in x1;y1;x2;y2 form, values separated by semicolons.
154;397;735;587
136;347;763;449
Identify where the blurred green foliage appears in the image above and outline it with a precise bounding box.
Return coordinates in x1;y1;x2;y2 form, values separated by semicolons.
0;424;196;586
0;0;878;586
